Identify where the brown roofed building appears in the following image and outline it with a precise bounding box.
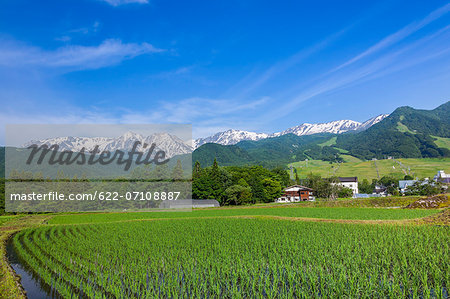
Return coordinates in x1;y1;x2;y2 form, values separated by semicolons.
276;185;315;203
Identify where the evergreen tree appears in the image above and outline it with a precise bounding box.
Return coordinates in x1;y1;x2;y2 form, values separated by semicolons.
193;161;201;178
211;158;220;182
171;159;184;180
237;178;249;187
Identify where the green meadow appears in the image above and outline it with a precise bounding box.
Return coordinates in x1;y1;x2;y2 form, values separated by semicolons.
290;157;450;181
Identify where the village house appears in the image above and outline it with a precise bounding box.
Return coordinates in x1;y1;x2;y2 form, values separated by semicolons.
373;184;388;196
434;170;450;184
398;180;417;194
336;177;359;195
276;185;315;203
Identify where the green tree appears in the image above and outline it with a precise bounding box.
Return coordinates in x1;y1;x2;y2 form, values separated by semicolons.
295;172;300;185
193;161;201;178
337;187;353;198
237;178;249;187
192;172;214;200
171;159;184;180
270;167;290;187
262;178;282;202
358;179;372;194
224;185;253;205
405;180;444;196
210;158;220;182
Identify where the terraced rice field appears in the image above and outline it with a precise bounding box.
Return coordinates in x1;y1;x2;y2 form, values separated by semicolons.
12;218;449;298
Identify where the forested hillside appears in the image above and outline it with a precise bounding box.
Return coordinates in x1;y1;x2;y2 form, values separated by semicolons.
194;102;450;166
192;133;343;167
336;102;450;160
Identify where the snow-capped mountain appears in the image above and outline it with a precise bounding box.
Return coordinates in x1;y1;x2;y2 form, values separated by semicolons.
23;115;390;153
357;114;389;131
193;114;389;148
272;120;361;137
23;131;192;158
193;129;270;148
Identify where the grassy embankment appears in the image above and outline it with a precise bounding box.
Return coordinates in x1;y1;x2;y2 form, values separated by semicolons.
0;214;50;298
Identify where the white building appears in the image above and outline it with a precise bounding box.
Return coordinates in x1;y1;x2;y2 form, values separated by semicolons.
337;177;359;195
398;180;417;194
434;170;450;183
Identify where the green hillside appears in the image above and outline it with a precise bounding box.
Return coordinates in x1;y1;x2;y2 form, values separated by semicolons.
336;102;450;160
193;133;343;167
192;143;253;166
289;157;450;182
433;136;450;148
194;102;450;166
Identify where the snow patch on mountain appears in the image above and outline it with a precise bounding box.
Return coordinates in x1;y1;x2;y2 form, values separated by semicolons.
193;129;269;148
272;120;361;137
357;114;389;131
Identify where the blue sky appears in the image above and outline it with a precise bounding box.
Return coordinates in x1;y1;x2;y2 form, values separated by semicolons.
0;0;449;143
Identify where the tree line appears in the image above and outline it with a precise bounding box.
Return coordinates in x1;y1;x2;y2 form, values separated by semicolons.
192;159;354;205
358;175;446;196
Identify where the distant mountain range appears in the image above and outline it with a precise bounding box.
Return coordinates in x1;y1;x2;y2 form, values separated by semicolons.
24;131;192;158
21;114;390;155
193;114;389;148
193;102;450;166
1;102;448;173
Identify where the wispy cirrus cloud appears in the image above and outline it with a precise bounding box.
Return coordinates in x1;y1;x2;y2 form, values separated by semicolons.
227;27;350;99
330;3;450;73
259;3;450;120
0;38;164;71
0;96;269;143
100;0;149;6
56;21;101;42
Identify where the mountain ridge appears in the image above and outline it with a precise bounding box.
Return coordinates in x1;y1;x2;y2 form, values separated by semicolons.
23;131;193;158
193;102;449;166
194;114;389;148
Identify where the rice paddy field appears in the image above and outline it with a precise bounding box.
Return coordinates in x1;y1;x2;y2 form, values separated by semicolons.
289;157;450;181
0;215;17;226
11;217;449;298
48;206;439;225
3;203;449;298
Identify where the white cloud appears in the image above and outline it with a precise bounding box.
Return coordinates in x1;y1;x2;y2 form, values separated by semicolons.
101;0;149;6
0;39;164;70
